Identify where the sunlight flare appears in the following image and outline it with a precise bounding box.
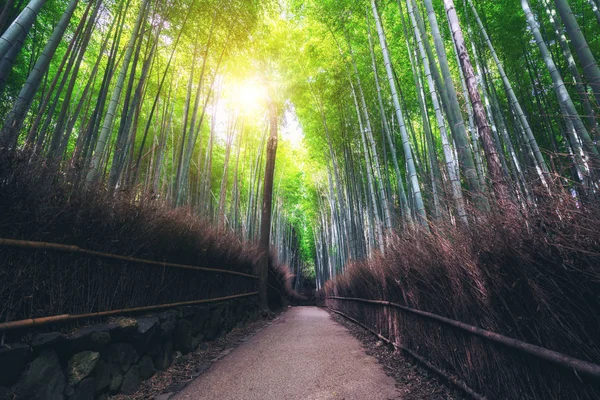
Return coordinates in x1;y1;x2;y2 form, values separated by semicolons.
230;80;268;114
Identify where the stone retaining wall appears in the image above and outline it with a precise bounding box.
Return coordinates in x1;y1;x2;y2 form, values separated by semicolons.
0;296;260;399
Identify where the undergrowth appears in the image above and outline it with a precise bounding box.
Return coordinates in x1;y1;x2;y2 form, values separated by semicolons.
0;153;297;328
325;188;600;399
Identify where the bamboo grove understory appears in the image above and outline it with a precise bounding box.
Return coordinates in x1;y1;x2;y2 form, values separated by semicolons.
0;0;599;292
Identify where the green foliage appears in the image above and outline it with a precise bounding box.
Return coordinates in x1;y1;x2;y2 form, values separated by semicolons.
2;0;600;285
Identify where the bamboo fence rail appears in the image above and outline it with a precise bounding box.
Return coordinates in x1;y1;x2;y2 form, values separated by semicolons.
326;296;600;380
0;237;258;279
0;237;262;331
0;292;259;332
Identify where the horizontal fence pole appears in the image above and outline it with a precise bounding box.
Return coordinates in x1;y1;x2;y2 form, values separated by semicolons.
326;296;600;379
327;306;486;400
0;292;259;332
0;238;258;279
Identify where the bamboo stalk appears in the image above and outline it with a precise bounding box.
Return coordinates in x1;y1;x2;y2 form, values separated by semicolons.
326;296;600;379
0;292;259;332
0;238;258;279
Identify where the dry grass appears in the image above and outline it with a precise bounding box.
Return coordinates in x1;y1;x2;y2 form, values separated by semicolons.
0;152;297;335
325;191;600;399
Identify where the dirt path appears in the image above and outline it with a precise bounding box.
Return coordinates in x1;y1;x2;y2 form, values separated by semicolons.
174;306;401;400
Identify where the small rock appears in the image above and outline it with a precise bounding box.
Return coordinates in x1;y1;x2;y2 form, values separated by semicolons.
120;365;140;394
174;319;195;354
110;317;139;342
205;308;222;340
70;377;95;400
146;338;162;356
131;317;160;354
67;351;100;386
12;349;65;400
153;340;173;371
172;351;184;366
106;343;138;372
68;325;117;343
0;344;32;386
137;355;156;380
114;317;137;329
190;307;208;335
31;332;66;351
158;311;178;337
211;348;233;362
137;317;159;335
191;364;210;378
109;374;122;394
92;359;119;394
65;325;113;355
179;306;198;319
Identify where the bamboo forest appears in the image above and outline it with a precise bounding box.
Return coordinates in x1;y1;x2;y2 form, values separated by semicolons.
0;0;600;399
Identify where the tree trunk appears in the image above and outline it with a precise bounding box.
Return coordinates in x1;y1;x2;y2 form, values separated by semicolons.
0;0;45;61
588;0;600;25
444;0;511;206
522;0;599;163
48;0;100;159
542;0;599;140
371;0;428;227
345;29;393;233
421;0;483;204
258;100;278;311
554;0;600;106
468;0;549;181
0;0;78;150
406;0;468;224
132;4;193;188
86;0;149;184
0;3;31;92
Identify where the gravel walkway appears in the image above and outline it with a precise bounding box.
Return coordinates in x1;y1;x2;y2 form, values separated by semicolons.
174;306;401;400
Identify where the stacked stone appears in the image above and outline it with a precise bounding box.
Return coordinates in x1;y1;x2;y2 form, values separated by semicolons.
0;297;259;399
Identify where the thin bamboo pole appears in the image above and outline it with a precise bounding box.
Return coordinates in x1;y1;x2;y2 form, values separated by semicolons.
0;238;258;279
0;292;259;332
326;296;600;379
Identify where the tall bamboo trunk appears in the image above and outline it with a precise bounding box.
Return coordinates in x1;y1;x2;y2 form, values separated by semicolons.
350;78;385;253
554;0;600;106
0;0;45;61
541;0;599;140
467;0;550;183
0;0;79;150
406;0;468;224
421;0;483;204
444;0;511;206
86;0;149;184
371;0;428;227
345;31;393;233
522;0;599;166
258;100;278;311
